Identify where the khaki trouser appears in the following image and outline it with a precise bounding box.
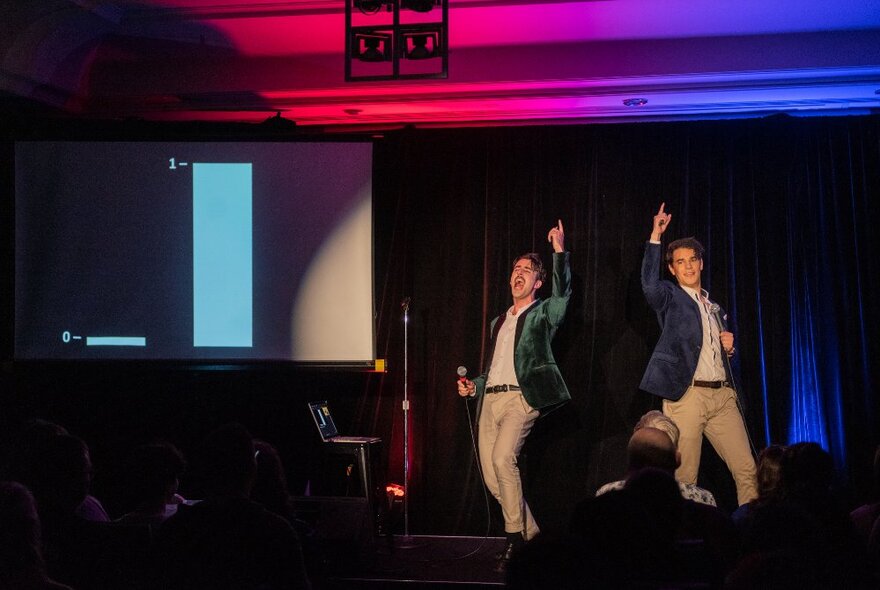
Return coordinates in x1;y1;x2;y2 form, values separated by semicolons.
663;385;758;506
478;390;541;539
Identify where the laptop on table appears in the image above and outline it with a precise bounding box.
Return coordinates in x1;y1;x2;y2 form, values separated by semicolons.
308;400;380;444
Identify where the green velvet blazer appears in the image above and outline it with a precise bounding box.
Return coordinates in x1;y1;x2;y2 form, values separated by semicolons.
473;251;572;412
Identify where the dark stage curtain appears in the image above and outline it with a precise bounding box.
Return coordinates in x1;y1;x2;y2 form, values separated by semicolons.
363;114;880;536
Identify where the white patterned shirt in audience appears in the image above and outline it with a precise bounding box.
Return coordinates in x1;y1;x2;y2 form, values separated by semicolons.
595;479;717;507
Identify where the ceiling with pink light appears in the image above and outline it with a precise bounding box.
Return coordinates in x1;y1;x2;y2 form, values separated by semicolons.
3;0;880;130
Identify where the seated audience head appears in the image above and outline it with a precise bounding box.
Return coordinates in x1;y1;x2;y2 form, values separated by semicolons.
755;444;786;502
21;434;93;522
627;426;679;474
0;480;75;589
5;420;110;526
0;481;44;575
848;444;880;548
123;442;187;509
251;439;292;517
634;410;680;447
780;441;834;503
193;423;257;498
3;419;69;481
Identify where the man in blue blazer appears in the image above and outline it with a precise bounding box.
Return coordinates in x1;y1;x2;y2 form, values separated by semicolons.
640;204;757;506
458;220;570;568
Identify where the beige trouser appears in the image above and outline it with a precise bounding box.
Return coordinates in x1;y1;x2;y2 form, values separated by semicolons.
663;385;758;506
478;390;541;539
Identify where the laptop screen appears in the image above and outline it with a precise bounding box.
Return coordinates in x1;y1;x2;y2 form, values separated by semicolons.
308;400;339;441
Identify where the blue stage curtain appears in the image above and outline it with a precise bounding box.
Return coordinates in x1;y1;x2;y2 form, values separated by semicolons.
726;120;877;471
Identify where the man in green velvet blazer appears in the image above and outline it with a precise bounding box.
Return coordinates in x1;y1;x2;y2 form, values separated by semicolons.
457;220;571;568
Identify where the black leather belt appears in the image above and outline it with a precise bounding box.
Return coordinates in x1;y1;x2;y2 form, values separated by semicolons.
486;384;521;393
692;380;730;389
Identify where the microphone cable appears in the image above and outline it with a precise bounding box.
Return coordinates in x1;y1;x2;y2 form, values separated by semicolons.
404;389;495;565
711;303;760;458
435;389;494;562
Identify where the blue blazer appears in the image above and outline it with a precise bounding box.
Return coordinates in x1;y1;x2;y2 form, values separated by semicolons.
473;251;571;412
639;242;731;401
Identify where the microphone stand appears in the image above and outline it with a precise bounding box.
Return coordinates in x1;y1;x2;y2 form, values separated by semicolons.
397;297;421;548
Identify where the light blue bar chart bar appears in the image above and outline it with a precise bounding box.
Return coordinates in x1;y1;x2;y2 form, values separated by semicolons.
193;163;253;347
86;337;146;347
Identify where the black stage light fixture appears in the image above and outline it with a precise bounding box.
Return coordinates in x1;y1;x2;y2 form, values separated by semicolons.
401;31;440;60
353;32;393;62
345;0;447;80
355;0;386;14
401;0;437;12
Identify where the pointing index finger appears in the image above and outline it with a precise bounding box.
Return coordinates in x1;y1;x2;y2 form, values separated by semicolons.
658;202;666;215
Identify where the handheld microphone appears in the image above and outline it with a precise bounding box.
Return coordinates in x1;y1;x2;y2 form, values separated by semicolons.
456;366;468;382
401;297;411;311
708;303;726;332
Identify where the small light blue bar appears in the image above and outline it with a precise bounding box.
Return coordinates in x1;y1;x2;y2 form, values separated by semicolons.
86;337;146;347
193;163;253;347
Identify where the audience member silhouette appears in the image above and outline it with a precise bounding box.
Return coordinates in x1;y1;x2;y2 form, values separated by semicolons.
10;432;145;590
505;486;668;590
115;442;187;529
5;418;879;589
867;507;880;574
731;444;785;530
251;439;296;524
16;434;95;548
731;441;874;588
0;480;72;590
850;444;880;546
561;467;724;589
250;439;321;575
562;484;675;588
624;434;738;585
153;423;310;590
569;426;738;587
2;419;110;522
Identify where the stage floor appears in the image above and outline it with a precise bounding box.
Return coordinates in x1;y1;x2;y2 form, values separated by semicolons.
315;535;507;589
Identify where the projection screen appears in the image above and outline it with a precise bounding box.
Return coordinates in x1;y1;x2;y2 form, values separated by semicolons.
14;141;375;364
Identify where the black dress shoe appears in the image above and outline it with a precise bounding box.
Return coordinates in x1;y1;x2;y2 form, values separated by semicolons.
494;540;519;572
494;534;528;559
